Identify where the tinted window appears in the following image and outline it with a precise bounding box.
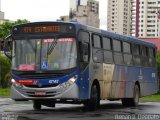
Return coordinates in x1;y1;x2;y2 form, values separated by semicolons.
133;56;141;66
93;48;103;63
113;40;121;52
93;35;101;48
123;42;131;53
132;44;140;55
141;46;148;57
124;54;133;65
149;48;155;57
78;31;90;43
104;50;113;63
103;37;111;50
114;52;123;64
149;48;156;67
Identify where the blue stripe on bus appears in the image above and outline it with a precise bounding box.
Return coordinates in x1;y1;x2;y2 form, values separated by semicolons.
111;64;158;98
77;67;89;99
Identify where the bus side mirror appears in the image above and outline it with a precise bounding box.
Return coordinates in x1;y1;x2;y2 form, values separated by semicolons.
4;35;12;59
79;42;89;62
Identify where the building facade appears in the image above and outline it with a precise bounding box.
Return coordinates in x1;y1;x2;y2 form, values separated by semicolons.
60;16;70;21
69;0;100;28
0;12;9;24
107;0;160;38
0;11;5;24
138;0;160;38
107;0;131;36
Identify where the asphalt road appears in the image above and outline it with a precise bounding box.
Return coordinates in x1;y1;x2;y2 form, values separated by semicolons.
0;98;160;120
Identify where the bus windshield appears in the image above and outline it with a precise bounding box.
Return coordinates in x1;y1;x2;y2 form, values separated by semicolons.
12;38;77;71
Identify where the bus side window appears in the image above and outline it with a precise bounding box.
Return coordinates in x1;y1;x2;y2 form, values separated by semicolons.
103;37;113;64
92;34;103;62
123;42;133;65
149;48;156;67
78;31;90;62
113;39;123;64
92;34;102;48
132;44;141;66
78;31;90;43
141;46;149;67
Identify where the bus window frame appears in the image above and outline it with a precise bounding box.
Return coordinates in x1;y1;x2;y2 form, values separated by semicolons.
132;43;142;66
92;33;103;63
77;30;91;71
102;36;114;64
122;41;133;66
112;39;124;64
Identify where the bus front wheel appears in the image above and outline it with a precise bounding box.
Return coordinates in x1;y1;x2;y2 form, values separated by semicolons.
33;100;42;110
84;84;100;111
122;84;140;107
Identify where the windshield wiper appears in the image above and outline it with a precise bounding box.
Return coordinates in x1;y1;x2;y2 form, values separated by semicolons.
47;37;58;55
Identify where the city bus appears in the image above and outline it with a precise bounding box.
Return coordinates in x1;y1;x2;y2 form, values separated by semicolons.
4;21;158;110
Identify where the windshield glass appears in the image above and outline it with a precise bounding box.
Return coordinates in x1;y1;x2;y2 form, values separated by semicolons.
12;38;77;71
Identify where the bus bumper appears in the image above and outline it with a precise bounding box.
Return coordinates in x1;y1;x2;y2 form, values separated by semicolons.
11;83;79;100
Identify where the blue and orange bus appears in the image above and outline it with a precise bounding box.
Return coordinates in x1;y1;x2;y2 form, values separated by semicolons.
4;21;158;110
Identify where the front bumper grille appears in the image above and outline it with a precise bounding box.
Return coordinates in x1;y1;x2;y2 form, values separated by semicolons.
13;71;65;79
24;84;58;88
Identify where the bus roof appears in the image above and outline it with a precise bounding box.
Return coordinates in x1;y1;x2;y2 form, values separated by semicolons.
73;22;156;48
13;21;156;48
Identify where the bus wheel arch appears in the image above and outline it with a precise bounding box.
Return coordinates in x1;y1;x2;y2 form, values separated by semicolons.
122;82;140;107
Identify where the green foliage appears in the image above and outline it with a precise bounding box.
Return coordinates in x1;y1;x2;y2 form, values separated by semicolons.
0;19;29;88
0;55;11;88
140;91;160;102
0;87;10;96
0;19;29;38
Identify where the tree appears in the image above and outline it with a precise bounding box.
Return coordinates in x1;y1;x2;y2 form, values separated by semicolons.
0;19;29;38
0;55;11;88
0;19;29;88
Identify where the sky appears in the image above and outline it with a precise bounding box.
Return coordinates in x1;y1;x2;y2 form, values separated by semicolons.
1;0;107;29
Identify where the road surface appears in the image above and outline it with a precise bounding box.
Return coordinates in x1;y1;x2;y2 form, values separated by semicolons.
0;98;160;120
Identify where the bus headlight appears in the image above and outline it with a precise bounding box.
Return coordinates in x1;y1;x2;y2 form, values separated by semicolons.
59;75;77;89
11;79;23;88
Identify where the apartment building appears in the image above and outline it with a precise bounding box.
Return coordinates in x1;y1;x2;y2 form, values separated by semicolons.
139;0;160;38
0;11;6;24
107;0;131;36
69;0;100;28
108;0;160;38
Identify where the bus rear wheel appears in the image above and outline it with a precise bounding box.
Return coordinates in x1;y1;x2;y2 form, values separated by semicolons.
33;100;42;110
84;84;100;111
122;84;140;107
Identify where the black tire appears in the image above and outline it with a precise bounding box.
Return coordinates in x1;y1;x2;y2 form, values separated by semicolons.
33;100;42;110
122;84;140;107
42;102;55;108
84;84;100;111
132;84;140;106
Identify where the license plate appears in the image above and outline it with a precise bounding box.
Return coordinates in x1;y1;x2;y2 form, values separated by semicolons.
35;91;46;96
